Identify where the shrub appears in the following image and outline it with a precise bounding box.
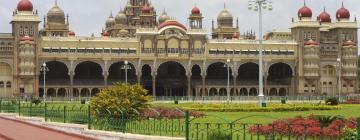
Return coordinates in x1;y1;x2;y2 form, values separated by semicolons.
281;98;286;104
207;131;231;140
174;100;179;104
31;98;42;105
325;97;339;105
90;83;151;118
81;99;86;104
140;107;204;119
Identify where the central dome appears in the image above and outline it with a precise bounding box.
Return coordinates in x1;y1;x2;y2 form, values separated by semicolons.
318;9;331;23
217;8;233;27
158;10;170;24
17;0;33;11
298;6;312;18
47;3;65;24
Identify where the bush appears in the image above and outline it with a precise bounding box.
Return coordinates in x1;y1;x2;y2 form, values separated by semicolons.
31;98;42;105
207;131;231;140
140;107;204;119
326;97;339;105
90;83;151;118
81;99;86;104
174;100;179;104
281;98;286;104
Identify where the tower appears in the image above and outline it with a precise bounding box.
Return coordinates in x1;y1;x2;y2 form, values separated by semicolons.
189;5;203;29
11;0;40;97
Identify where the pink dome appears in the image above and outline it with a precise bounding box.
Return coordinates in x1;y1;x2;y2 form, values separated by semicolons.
158;20;187;31
191;6;200;14
298;6;312;18
141;4;151;14
19;36;34;41
17;0;33;11
343;40;356;46
336;5;350;19
318;10;331;23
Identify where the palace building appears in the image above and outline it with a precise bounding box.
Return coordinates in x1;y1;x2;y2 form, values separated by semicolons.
0;0;358;98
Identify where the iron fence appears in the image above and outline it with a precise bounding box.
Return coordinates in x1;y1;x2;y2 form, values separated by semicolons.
0;98;358;140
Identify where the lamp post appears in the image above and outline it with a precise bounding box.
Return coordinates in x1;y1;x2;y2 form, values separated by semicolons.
248;0;272;106
40;63;49;102
337;58;342;102
121;60;132;85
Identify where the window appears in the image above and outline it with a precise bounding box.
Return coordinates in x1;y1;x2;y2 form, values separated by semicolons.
323;82;326;85
6;82;11;88
329;82;332;85
0;82;4;87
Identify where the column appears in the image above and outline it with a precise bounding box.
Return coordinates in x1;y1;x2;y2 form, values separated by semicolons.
137;74;141;84
187;74;192;98
103;71;108;86
201;74;206;96
264;73;268;96
233;74;238;96
152;72;156;97
290;76;295;96
69;72;74;98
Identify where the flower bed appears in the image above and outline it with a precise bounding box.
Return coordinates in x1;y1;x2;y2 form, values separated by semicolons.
248;115;357;139
343;99;360;104
140;107;204;119
182;103;340;112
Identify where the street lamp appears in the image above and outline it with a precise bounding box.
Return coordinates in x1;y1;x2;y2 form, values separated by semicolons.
336;58;342;102
40;63;49;102
121;60;132;85
248;0;272;106
224;59;231;103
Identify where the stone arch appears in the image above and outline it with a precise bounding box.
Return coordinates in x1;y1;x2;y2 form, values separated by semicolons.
279;88;287;96
74;61;103;85
206;61;233;83
219;88;227;96
237;62;259;85
80;88;90;97
91;88;100;96
57;88;67;97
108;61;137;85
240;88;248;96
249;88;257;96
267;62;293;85
47;88;56;97
269;88;277;96
266;62;294;76
209;88;217;96
73;88;79;97
40;61;70;86
156;61;187;96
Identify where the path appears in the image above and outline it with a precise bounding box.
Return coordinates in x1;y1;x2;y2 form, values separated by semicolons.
0;116;96;140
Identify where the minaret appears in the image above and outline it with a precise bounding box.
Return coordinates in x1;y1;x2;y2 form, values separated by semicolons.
189;4;203;29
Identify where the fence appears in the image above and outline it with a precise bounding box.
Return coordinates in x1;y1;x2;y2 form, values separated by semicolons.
0;99;359;140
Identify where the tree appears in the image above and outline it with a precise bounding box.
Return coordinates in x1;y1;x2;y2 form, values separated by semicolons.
90;83;151;118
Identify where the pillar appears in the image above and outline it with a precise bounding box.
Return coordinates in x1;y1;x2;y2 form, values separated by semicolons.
201;74;206;96
152;72;156;97
264;73;268;96
233;74;238;96
290;76;295;96
103;71;108;86
69;72;74;98
187;74;192;98
137;74;141;84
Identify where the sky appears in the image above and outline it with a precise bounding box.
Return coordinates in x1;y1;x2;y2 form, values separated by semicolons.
0;0;359;39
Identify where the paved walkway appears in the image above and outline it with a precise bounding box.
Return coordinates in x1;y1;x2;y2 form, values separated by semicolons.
0;116;96;140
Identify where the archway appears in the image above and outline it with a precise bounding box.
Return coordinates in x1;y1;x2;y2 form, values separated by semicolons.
156;61;187;97
267;63;292;85
269;88;277;96
141;64;153;95
279;88;287;96
237;62;259;85
108;61;136;85
39;88;44;97
91;88;100;96
240;88;248;96
73;88;79;97
80;88;90;97
219;88;227;96
206;62;233;97
249;88;257;96
74;61;103;85
39;61;69;87
47;88;56;97
191;65;201;96
57;88;66;97
209;88;217;96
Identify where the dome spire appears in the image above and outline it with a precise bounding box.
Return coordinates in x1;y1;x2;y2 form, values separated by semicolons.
55;0;58;6
342;1;344;8
224;2;226;9
303;0;306;6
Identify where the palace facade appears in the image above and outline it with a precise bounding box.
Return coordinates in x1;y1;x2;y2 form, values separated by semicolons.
0;0;358;98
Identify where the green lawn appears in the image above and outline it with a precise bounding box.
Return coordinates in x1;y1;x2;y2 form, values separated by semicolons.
153;103;360;124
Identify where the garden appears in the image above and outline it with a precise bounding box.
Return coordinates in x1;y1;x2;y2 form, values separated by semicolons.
0;83;359;139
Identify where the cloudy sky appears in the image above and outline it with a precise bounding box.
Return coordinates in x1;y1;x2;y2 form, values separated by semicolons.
0;0;359;38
